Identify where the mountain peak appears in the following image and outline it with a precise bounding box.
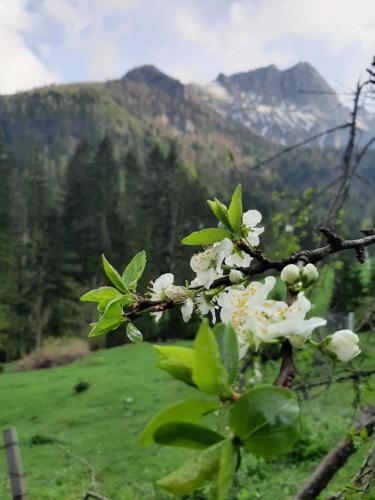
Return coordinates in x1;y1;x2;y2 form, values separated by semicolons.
122;65;184;100
214;62;339;108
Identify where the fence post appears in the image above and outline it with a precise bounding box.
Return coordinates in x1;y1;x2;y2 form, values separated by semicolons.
3;428;27;500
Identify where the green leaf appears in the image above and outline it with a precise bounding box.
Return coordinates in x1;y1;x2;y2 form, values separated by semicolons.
192;321;229;396
80;286;121;303
122;250;146;290
157;440;226;496
102;294;135;315
155;345;195;386
229;386;300;458
88;294;133;338
102;254;127;292
141;399;218;446
126;323;143;343
228;184;243;232
213;323;239;385
210;440;237;500
81;286;124;313
154;422;224;450
181;228;229;246
207;199;231;230
88;309;122;337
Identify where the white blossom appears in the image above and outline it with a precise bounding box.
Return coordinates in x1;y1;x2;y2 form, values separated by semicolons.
220;278;326;354
265;293;327;348
242;210;264;246
181;298;194;323
150;274;192;323
195;294;217;323
225;251;252;268
325;330;361;362
190;238;233;289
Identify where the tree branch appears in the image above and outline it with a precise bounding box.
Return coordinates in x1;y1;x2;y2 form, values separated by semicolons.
253;123;351;170
123;227;375;320
274;340;295;388
328;440;375;499
293;405;375;500
294;369;375;392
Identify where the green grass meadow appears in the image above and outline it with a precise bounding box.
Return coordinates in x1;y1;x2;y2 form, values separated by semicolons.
0;340;375;499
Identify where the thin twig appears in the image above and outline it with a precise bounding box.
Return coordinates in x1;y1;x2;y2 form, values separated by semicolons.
253;123;351;170
55;444;110;500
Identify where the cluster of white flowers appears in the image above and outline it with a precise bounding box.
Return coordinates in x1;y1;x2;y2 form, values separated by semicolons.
220;276;327;356
149;207;361;364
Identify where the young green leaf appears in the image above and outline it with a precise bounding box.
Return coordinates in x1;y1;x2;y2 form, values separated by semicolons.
228;184;243;233
102;294;135;316
154;422;224;450
80;286;121;303
126;322;143;343
141;399;218;446
229;386;300;458
88;307;123;338
156;440;226;496
192;321;230;396
210;439;237;500
155;345;195;386
102;254;127;292
122;250;146;290
181;228;229;246
88;294;133;338
213;323;239;385
207;199;231;230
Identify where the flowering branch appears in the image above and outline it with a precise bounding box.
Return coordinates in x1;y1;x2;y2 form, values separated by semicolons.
123;227;375;321
81;182;372;499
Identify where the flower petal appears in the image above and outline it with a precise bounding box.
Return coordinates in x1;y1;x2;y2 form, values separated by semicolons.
243;210;262;228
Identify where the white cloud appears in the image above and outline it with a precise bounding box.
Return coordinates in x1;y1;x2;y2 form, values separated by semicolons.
0;0;373;94
38;0;140;80
168;0;375;86
0;0;56;94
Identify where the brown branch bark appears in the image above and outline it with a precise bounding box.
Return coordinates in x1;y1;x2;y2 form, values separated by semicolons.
274;341;295;388
293;405;375;500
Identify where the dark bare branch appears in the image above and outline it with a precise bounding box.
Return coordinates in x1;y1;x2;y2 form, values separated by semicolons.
252;123;351;170
294;369;375;392
328;441;375;499
293;406;375;500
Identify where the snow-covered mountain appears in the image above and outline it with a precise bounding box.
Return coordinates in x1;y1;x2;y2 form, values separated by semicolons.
189;62;374;148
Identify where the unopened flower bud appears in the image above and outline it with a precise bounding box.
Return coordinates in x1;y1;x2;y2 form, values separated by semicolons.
325;330;360;362
301;263;319;284
229;269;243;284
280;264;300;285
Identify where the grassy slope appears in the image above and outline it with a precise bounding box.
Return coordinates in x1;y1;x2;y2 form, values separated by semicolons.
0;341;374;500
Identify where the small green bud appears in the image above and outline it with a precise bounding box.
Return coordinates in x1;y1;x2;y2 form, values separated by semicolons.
229;269;243;283
301;263;319;284
280;264;300;285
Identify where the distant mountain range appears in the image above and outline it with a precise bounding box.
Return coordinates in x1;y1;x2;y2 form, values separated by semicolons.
121;62;374;148
0;61;373;177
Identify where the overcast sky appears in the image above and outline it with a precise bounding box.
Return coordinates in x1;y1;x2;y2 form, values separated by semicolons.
0;0;374;95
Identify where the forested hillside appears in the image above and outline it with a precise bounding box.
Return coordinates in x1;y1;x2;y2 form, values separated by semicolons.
0;66;374;361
